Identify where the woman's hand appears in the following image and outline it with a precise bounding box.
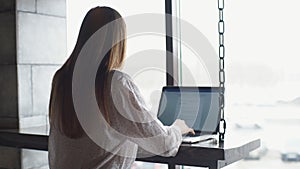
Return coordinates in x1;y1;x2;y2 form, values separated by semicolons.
172;119;195;135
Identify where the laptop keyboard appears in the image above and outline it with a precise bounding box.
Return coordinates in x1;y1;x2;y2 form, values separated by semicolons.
185;133;201;137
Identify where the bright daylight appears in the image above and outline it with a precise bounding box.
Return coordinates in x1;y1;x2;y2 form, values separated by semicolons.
0;0;299;169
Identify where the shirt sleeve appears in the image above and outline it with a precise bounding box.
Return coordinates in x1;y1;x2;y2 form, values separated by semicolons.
109;71;182;157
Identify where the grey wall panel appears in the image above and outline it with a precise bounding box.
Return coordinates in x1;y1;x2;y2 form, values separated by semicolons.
37;0;66;17
16;0;36;12
32;65;59;117
17;65;32;118
17;12;67;64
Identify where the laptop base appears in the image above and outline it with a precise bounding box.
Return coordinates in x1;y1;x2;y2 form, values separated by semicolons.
182;135;218;144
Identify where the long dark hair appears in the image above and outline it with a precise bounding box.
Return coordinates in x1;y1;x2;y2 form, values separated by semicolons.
49;7;126;138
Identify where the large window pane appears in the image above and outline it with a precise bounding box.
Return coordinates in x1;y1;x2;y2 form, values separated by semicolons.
177;0;300;168
176;0;219;86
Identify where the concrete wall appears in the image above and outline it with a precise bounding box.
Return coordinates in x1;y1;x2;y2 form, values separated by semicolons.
17;0;67;129
17;0;67;168
0;0;19;130
0;0;67;168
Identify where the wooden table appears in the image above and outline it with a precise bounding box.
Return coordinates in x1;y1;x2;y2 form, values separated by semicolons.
0;127;260;169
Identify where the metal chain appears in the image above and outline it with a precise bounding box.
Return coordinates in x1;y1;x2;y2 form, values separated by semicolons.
218;0;226;142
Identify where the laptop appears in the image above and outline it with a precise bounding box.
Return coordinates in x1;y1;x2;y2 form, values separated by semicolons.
157;87;220;144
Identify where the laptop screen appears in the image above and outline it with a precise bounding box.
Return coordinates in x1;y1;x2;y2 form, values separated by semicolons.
157;87;220;134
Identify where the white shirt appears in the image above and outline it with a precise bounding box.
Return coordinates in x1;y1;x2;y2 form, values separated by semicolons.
49;70;182;169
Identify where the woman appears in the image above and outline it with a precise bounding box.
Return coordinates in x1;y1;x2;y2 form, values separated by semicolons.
49;7;193;169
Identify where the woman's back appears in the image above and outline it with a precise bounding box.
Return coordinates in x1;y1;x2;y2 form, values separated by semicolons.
48;70;138;169
49;70;184;168
49;118;136;169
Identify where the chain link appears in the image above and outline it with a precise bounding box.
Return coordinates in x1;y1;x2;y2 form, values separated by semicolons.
218;0;226;142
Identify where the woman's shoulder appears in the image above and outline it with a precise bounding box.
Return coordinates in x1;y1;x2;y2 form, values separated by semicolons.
109;70;135;89
110;69;132;82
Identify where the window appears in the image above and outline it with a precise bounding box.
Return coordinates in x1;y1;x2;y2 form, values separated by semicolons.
175;0;300;168
175;0;219;87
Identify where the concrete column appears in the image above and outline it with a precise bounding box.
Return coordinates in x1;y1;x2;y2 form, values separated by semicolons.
0;0;67;168
0;0;19;129
0;1;21;168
